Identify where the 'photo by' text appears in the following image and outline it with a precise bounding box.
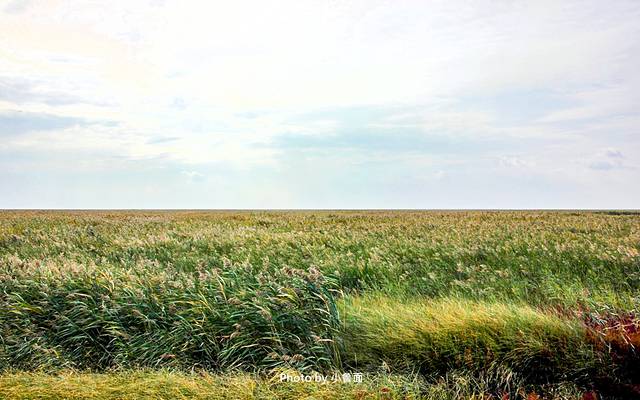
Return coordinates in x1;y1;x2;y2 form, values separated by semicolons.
279;372;364;384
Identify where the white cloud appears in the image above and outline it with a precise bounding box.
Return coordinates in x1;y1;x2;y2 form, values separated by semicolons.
3;0;639;112
1;0;639;207
588;148;630;171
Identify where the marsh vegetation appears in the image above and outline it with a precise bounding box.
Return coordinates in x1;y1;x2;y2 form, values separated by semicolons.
1;211;639;398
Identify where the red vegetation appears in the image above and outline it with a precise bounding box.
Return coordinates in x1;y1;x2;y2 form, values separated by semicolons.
583;311;640;399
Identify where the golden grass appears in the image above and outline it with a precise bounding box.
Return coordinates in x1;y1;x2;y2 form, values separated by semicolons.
0;370;424;400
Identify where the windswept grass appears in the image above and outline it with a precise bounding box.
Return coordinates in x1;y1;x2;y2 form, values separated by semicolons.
1;211;639;398
341;296;602;385
0;261;340;371
1;211;638;307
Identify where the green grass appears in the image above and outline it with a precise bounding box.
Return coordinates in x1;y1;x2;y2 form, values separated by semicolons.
2;210;638;306
1;211;639;398
0;262;341;371
341;296;602;384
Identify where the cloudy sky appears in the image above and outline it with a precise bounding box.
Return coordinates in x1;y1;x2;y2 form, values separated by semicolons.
1;0;639;208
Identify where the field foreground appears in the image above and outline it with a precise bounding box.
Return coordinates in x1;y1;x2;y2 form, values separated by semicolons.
1;211;639;399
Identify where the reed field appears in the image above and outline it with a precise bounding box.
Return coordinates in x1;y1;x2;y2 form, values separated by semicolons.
1;210;639;399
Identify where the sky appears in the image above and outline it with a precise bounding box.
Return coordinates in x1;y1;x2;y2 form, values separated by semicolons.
1;0;639;209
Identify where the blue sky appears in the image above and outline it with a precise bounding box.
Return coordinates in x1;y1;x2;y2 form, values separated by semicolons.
1;0;639;208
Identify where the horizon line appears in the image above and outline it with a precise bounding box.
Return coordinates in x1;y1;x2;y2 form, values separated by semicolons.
1;208;638;212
